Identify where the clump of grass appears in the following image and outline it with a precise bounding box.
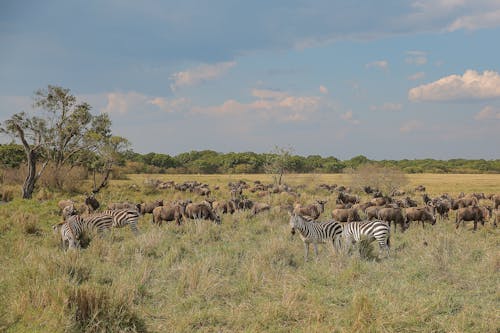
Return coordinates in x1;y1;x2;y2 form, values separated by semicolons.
67;285;147;333
12;212;42;236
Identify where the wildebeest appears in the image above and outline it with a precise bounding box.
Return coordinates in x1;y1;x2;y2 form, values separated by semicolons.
108;202;139;211
331;208;361;222
293;199;327;220
451;196;478;210
85;194;100;212
365;206;382;220
152;202;187;225
405;207;436;228
185;203;221;224
213;199;237;214
455;206;486;231
251;202;271;215
337;192;359;205
492;194;500;209
415;184;426;192
138;199;164;215
377;207;407;232
433;199;451;220
370;196;392;206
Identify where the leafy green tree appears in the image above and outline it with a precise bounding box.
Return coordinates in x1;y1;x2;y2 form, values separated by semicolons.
1;85;116;198
264;145;294;185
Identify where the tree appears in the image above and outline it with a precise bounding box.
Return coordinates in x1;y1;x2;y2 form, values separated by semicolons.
264;145;294;185
347;163;409;196
0;85;115;198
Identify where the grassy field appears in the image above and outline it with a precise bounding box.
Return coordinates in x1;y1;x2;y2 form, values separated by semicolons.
0;173;499;332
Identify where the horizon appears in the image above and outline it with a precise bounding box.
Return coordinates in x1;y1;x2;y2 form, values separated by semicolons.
1;1;499;160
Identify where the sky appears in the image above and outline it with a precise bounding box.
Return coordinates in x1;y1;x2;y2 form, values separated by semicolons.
1;0;499;160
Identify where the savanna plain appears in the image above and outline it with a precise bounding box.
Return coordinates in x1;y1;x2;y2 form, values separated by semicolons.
0;173;499;332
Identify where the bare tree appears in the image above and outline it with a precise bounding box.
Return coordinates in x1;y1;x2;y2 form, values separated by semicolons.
347;164;409;196
264;145;294;186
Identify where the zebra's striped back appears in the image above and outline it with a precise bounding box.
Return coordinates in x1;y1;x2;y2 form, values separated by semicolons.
341;219;390;255
100;209;140;234
61;214;114;249
289;214;343;260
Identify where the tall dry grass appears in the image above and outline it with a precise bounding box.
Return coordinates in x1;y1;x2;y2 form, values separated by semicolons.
0;173;498;332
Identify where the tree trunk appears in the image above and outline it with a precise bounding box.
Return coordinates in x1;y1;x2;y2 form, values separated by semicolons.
22;150;37;199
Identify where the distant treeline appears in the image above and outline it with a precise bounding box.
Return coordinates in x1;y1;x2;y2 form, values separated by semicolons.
1;144;499;174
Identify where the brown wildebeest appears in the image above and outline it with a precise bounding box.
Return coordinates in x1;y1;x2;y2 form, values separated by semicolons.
152;203;186;225
433;199;451;220
455;206;487;231
370;196;392;206
377;207;407;232
293;199;327;220
492;194;500;209
336;192;359;205
251;202;271;215
138;199;164;215
365;206;382;220
331;208;361;222
406;207;436;228
451;196;478;209
213;199;237;214
108;202;139;211
185;203;221;224
353;201;374;212
415;184;426;192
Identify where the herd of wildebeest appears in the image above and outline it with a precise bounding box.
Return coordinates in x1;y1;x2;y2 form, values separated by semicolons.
54;178;499;251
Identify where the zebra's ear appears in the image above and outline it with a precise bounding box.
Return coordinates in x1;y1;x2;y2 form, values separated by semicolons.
287;211;293;217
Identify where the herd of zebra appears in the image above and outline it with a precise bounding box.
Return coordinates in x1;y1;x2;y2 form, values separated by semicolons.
52;181;499;260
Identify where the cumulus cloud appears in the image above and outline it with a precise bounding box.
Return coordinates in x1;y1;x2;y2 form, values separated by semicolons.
400;120;423;133
170;61;236;91
474;105;500;120
319;85;329;94
340;110;360;125
101;91;189;114
408;70;500;102
370;102;403;112
193;88;322;122
408;72;425;81
366;60;388;70
405;51;427;65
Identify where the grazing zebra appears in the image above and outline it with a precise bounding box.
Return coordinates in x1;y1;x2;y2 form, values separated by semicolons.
100;209;140;235
340;219;390;256
289;213;343;261
55;214;115;249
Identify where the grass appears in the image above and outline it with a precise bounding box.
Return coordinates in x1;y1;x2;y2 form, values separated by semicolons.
0;173;499;332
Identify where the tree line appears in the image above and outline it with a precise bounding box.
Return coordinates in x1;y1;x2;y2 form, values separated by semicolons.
2;143;499;175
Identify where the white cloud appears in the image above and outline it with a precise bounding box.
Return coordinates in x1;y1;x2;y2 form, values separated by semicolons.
101;91;189;114
193;88;322;122
408;70;500;102
340;110;360;125
400;120;423;133
370;102;403;112
319;85;329;94
366;60;388;70
408;72;426;81
170;61;236;91
405;51;427;65
474;105;500;120
447;9;500;31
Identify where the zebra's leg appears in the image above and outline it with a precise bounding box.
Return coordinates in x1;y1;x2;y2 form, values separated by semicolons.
304;242;310;262
129;221;139;236
313;243;319;261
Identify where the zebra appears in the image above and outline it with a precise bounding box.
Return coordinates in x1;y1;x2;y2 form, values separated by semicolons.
54;209;140;249
99;209;140;235
289;213;343;261
340;219;390;257
55;214;115;249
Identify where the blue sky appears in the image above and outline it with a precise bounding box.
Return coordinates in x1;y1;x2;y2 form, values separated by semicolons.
1;0;499;159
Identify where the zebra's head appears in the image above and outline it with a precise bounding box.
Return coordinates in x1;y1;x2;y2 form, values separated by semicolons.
289;213;302;235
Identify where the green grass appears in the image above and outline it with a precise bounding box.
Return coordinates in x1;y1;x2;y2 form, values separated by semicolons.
0;174;499;332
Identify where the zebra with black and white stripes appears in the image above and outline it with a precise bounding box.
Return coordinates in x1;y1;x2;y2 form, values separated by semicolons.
340;219;390;256
56;214;115;249
54;209;140;249
289;213;343;261
100;209;140;235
